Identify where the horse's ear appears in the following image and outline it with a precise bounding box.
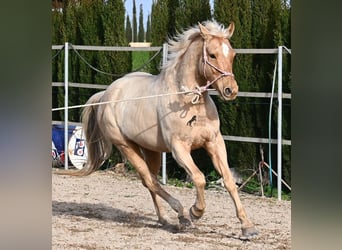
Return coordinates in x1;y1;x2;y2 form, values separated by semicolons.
226;22;235;39
198;22;211;40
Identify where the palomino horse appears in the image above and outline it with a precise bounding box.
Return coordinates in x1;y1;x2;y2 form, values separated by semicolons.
69;20;257;237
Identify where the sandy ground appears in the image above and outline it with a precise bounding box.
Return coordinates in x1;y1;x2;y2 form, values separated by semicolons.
52;170;291;249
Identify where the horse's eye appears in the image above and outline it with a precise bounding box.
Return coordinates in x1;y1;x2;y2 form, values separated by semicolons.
209;54;216;59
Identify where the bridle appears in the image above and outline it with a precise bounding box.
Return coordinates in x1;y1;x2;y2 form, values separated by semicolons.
182;39;236;104
198;40;235;93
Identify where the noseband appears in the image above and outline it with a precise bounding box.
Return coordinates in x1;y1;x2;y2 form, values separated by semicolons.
199;40;235;92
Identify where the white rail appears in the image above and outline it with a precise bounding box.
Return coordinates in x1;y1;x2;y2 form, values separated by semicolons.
52;44;291;200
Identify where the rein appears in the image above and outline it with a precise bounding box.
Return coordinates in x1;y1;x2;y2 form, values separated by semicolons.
199;40;234;92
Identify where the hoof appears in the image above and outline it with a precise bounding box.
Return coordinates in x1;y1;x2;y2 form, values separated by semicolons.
178;215;192;226
241;226;258;239
177;215;195;230
158;215;177;226
189;206;203;221
158;216;172;226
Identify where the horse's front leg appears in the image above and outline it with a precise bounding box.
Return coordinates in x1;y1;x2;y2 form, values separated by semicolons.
205;135;258;237
171;141;207;222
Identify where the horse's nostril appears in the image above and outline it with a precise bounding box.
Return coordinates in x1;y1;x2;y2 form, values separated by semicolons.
224;87;232;96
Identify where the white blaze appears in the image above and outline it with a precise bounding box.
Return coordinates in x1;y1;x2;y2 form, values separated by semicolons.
222;43;229;57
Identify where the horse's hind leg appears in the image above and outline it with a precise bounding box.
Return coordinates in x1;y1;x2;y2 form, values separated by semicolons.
116;142;191;227
141;149;171;225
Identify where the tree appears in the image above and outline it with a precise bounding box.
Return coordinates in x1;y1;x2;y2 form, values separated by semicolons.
145;14;151;42
213;0;291;187
58;0;83;122
138;4;145;42
96;0;131;83
150;0;169;73
52;0;131;123
151;0;169;45
52;0;130;167
213;0;257;173
52;7;65;121
249;0;291;186
132;0;138;42
175;0;211;30
125;14;132;43
166;0;180;37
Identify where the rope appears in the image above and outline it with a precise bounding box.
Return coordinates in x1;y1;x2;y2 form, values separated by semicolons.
268;58;278;189
52;89;200;112
282;46;292;54
52;45;65;60
70;44;162;78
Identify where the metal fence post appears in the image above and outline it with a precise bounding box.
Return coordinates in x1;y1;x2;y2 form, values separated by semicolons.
277;46;283;200
64;42;69;169
162;43;168;185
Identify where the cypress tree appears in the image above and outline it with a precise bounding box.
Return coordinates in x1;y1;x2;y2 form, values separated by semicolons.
151;0;169;45
52;0;131;122
249;0;273;147
138;4;145;42
52;8;65;121
145;14;151;42
68;0;102;122
150;0;169;73
175;0;211;30
214;0;257;172
132;0;138;42
166;0;179;37
57;0;82;122
96;0;131;84
214;0;292;187
251;0;291;187
125;15;133;43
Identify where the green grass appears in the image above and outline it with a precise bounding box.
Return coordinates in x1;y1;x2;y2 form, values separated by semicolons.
132;51;151;71
167;178;194;188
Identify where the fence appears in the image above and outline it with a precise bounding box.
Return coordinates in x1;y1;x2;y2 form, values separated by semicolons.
52;43;291;200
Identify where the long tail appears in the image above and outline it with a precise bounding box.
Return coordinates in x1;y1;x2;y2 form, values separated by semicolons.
55;91;112;176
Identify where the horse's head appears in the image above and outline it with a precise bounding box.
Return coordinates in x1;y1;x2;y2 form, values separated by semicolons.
198;22;238;101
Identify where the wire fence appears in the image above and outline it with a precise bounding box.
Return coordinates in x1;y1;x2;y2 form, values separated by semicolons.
51;43;291;199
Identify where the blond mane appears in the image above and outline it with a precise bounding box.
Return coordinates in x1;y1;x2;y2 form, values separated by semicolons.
162;20;229;72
